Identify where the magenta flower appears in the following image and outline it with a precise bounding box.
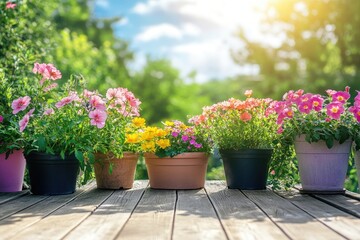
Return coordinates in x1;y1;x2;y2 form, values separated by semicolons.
12;96;31;114
326;89;337;96
194;143;202;148
89;95;106;110
181;135;189;142
172;131;179;137
6;2;16;9
350;106;360;122
326;102;344;120
89;109;107;128
298;101;312;114
277;126;284;134
189;139;196;145
332;91;350;103
0;115;3;123
310;95;324;112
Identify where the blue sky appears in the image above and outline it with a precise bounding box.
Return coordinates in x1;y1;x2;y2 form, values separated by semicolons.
93;0;271;82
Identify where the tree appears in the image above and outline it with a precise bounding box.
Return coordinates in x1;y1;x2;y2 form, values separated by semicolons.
233;0;360;99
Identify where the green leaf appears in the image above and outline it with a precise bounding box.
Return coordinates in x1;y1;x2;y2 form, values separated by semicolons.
75;150;84;162
37;136;46;152
325;138;334;149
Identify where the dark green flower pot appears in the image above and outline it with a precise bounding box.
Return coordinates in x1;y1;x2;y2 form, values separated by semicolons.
25;152;79;195
219;149;273;190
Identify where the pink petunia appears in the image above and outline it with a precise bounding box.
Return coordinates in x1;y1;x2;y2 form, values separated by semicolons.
298;101;312;114
44;108;55;116
326;102;344;120
310;95;324;112
106;88;122;100
0;115;3;123
89;109;107;128
332;91;350;103
43;83;58;92
244;90;253;98
349;106;360;122
89;95;106;110
19;114;30;132
83;89;95;98
181;135;189;142
172;131;179;137
277;126;284;134
270;170;276;175
55;96;74;108
12;96;31;114
5;2;16;9
326;89;337;96
44;64;62;81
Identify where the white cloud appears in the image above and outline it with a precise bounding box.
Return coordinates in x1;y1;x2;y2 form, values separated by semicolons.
132;0;175;14
135;23;200;42
95;0;109;8
115;17;129;26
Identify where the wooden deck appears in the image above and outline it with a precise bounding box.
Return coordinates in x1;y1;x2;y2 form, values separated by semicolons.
1;180;360;240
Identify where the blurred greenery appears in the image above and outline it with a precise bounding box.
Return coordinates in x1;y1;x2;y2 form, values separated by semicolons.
1;0;359;191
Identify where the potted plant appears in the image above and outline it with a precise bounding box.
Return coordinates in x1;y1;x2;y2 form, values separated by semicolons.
273;87;356;193
86;88;142;190
0;74;27;192
140;120;211;189
13;62;95;195
190;90;278;189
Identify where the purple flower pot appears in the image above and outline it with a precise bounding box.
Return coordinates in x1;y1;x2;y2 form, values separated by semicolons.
0;150;26;192
294;135;352;192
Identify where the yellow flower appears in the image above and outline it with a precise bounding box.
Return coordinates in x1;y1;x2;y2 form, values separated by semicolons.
132;117;146;127
156;129;168;137
125;133;140;143
156;139;171;149
141;141;155;152
164;120;174;126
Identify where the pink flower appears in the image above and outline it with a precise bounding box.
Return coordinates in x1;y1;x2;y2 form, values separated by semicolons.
83;89;95;98
326;89;337;96
43;64;62;81
55;96;74;108
89;109;107;128
277;126;284;134
332;91;350;103
89;95;106;110
298;101;312;114
244;90;253;98
349;106;360;122
194;143;202;148
310;95;324;112
12;96;31;114
172;132;179;137
240;112;252;122
6;2;16;9
270;170;276;175
326;102;344;120
19;115;29;132
44;108;55;115
43;83;58;92
0;115;3;123
106;88;122;100
26;108;35;117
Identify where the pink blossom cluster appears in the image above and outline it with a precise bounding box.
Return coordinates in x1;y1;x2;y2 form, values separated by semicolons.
271;87;353;133
32;63;62;85
106;88;141;117
5;2;16;9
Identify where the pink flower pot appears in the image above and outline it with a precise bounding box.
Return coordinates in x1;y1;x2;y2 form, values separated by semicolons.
145;152;208;189
0;150;26;192
294;135;352;192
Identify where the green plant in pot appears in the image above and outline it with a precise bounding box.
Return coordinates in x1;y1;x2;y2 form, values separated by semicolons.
12;63;96;195
190;90;278;189
273;87;357;193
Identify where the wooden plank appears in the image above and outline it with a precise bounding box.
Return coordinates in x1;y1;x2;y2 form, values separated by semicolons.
276;190;360;239
243;189;345;240
0;191;30;205
205;181;287;240
0;182;96;239
64;180;148;240
173;189;227;240
345;191;360;201
10;186;114;240
116;187;176;240
313;194;360;218
0;194;48;221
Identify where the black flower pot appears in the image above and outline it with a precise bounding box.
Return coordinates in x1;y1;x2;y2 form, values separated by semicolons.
25;152;79;195
220;149;273;190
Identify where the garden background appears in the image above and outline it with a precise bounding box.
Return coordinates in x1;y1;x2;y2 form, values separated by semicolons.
1;0;360;191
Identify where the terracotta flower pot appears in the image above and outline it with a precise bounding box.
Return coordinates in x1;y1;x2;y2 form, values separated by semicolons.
294;135;352;193
144;152;208;189
94;152;138;189
0;150;26;192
